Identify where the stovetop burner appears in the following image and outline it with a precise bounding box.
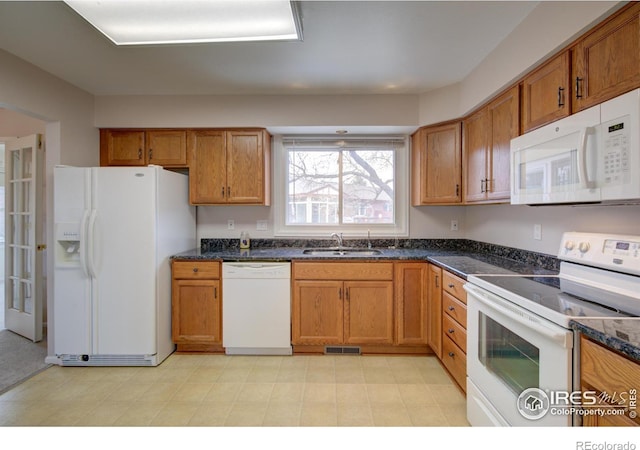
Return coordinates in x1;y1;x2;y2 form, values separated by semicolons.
468;274;634;327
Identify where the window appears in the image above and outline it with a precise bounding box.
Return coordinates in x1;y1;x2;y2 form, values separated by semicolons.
273;136;408;237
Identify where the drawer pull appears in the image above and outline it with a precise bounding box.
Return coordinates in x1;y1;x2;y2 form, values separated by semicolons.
448;283;455;288
448;306;455;311
448;328;455;334
448;352;455;358
193;268;199;273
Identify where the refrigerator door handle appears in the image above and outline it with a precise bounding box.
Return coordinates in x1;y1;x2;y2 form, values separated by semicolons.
86;209;98;278
79;209;91;277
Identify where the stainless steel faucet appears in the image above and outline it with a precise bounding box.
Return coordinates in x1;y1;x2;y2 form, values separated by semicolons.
331;232;343;248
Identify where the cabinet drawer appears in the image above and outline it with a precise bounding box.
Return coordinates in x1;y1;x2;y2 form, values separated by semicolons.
443;292;467;328
443;314;467;353
443;271;466;303
293;261;394;281
581;336;640;396
442;336;466;392
172;261;221;279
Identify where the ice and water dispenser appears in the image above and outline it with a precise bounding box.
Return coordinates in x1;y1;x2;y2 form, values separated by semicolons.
55;222;82;266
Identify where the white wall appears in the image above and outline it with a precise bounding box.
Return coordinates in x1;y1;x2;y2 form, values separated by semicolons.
416;1;640;256
92;1;639;255
0;48;97;355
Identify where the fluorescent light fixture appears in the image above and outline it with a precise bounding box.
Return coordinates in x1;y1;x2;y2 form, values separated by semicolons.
64;0;303;45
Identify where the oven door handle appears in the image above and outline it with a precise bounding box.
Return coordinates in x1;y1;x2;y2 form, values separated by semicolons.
464;284;573;349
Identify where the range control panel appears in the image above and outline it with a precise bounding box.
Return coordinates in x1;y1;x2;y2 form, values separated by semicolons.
559;231;640;276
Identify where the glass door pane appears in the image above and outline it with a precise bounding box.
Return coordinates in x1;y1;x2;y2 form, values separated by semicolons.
479;312;540;394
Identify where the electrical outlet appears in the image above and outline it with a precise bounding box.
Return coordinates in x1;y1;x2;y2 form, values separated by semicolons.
227;219;235;230
450;220;458;231
256;220;268;231
534;224;542;240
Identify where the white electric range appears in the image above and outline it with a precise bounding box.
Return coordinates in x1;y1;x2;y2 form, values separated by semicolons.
463;232;640;426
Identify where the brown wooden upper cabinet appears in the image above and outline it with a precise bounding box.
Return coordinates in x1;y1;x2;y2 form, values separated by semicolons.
100;129;188;167
463;85;519;204
411;121;462;205
188;129;271;205
572;2;640;113
521;51;571;133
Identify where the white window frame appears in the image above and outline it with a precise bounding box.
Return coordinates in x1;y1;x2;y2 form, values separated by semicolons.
273;135;409;238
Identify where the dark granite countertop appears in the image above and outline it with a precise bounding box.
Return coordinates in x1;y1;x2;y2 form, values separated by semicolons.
171;243;558;279
571;318;640;363
172;238;640;361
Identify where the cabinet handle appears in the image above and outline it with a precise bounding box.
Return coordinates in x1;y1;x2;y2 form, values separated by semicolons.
221;186;225;198
480;179;485;193
557;86;565;107
435;275;439;288
193;267;199;273
149;148;153;160
227;186;231;197
346;287;350;300
485;178;492;193
138;149;143;160
338;288;342;300
448;283;454;288
214;286;217;298
455;184;459;197
448;328;455;334
448;352;455;358
448;306;455;311
576;77;583;99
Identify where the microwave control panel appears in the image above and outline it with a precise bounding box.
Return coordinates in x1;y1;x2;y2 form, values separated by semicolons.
602;116;630;186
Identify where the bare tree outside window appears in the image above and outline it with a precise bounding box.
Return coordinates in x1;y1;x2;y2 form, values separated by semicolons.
286;142;395;226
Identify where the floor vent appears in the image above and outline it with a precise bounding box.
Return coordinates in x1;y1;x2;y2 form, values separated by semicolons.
324;346;361;355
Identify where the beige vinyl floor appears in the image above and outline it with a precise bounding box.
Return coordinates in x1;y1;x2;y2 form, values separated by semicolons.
0;353;468;427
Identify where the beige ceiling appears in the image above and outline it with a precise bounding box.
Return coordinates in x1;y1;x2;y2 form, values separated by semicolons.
0;1;541;96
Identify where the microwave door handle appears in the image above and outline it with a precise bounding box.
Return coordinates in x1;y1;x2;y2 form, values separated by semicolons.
578;127;596;189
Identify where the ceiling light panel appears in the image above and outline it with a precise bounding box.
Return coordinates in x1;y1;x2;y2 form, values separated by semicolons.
64;0;302;45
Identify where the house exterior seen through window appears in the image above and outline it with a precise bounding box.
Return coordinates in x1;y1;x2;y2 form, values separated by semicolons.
285;141;395;226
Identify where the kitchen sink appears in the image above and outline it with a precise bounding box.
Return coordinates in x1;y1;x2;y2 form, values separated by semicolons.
302;248;382;256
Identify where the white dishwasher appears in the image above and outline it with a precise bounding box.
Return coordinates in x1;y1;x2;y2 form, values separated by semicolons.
222;262;292;355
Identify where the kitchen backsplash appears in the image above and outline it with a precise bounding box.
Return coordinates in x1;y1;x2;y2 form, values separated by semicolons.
200;238;560;272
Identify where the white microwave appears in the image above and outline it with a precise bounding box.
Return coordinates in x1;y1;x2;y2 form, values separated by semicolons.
510;88;640;205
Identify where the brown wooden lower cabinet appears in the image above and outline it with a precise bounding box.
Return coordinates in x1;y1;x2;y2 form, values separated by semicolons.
291;260;430;354
171;260;223;352
580;336;639;426
442;271;467;392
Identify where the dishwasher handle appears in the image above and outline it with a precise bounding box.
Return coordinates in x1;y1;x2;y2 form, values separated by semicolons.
222;262;291;279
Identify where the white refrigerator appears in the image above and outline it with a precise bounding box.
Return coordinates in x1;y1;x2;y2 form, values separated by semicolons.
49;165;196;366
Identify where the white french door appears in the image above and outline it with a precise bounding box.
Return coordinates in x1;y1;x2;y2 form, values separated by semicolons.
4;134;44;342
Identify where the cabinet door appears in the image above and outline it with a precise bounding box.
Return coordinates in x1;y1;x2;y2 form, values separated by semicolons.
487;85;519;201
427;264;443;358
171;279;221;345
147;130;187;167
226;130;267;204
100;129;145;166
521;52;571;132
463;108;489;203
411;122;461;205
344;281;394;345
188;130;227;204
292;280;343;345
395;263;428;346
572;2;640;112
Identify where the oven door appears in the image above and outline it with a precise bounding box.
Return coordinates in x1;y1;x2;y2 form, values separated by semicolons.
465;283;574;426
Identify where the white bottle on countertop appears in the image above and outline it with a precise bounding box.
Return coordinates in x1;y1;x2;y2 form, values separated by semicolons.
240;231;250;249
